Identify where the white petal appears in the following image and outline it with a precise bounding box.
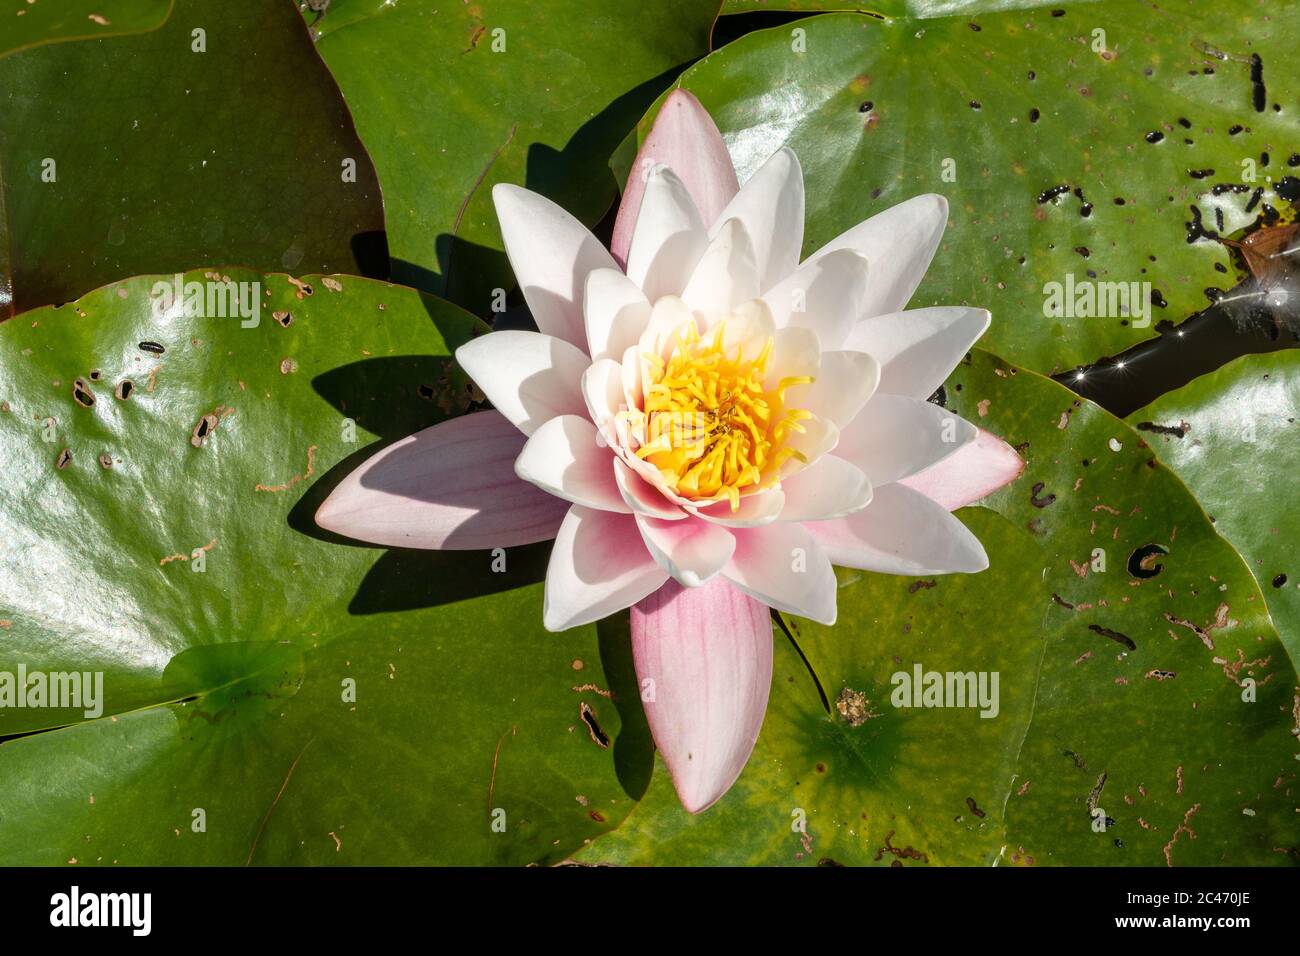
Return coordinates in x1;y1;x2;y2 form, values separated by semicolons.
544;506;668;631
621;342;644;413
581;358;625;430
455;331;590;437
762;249;870;348
786;350;879;428
777;454;872;521
804;193;949;318
614;458;687;520
638;295;696;361
807;482;989;575
712;298;774;356
723;522;836;625
493;183;618;350
689;488;786;528
708;147;804;293
625;165;709;302
837;394;977;487
680;217;759;319
763;326;820;391
514;415;628;513
636;515;736;587
840;306;991;399
584;268;652;363
779;413;839;479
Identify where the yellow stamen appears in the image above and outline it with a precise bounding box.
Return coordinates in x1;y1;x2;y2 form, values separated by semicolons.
632;318;813;510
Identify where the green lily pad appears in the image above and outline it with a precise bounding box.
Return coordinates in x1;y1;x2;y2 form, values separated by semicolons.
622;4;1300;375
720;1;880;12
0;269;636;864
0;0;386;316
1127;352;1300;664
307;0;719;312
718;1;1098;17
574;351;1300;866
0;0;173;60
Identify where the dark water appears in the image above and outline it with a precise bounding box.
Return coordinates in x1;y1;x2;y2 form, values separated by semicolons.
1055;279;1299;417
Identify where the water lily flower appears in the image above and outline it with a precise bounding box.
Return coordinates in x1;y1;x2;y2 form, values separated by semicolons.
316;90;1023;812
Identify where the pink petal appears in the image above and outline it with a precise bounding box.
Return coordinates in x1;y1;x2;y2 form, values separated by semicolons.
631;577;773;812
611;89;740;268
635;514;736;587
614;459;687;520
544;506;668;631
315;411;568;550
898;427;1025;511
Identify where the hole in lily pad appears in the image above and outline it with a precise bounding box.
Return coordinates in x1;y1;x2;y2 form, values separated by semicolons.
1128;544;1169;578
72;378;95;408
579;702;609;749
191;414;218;448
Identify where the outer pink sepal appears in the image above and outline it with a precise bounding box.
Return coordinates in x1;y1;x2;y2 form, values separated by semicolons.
610;89;740;268
898;426;1024;511
315;410;568;550
630;578;773;813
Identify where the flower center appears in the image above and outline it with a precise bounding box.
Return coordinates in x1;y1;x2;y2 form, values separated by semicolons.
633;319;812;510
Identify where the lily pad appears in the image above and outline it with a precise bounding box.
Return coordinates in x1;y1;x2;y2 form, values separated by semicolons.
0;269;635;864
0;0;386;316
0;0;173;60
720;1;880;12
718;1;1096;17
307;0;719;312
1127;352;1300;663
621;4;1300;375
574;351;1300;865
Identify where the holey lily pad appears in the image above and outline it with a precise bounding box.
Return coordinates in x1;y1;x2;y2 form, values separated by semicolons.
0;269;638;865
1127;352;1300;663
574;351;1299;866
618;3;1300;376
306;0;719;313
0;0;386;316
